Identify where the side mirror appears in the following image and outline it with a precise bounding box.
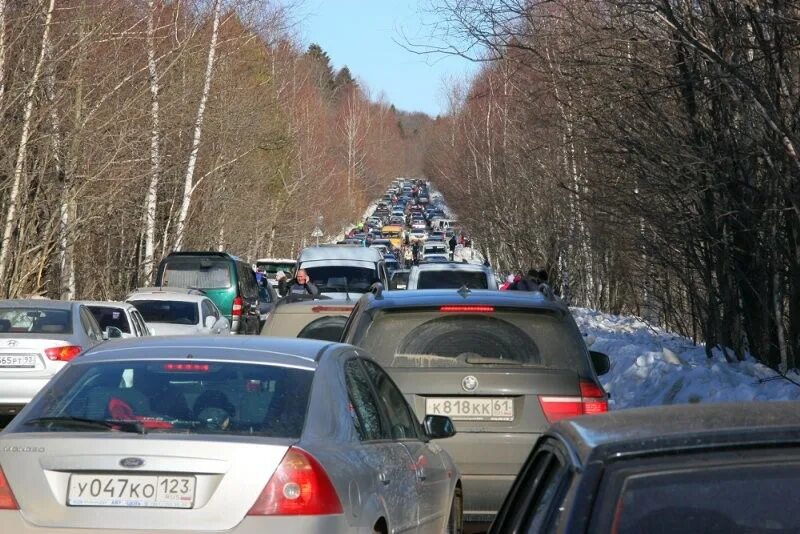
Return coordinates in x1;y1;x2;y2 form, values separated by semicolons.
422;415;456;440
204;316;216;329
103;326;123;340
590;350;611;376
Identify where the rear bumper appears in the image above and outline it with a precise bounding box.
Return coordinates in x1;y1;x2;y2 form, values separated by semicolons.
0;377;51;406
0;512;355;533
436;432;538;518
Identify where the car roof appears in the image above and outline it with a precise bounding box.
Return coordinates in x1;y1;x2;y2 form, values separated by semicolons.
77;335;337;368
165;251;244;263
126;291;207;303
550;402;800;465
0;299;77;310
412;263;491;272
81;300;137;310
298;246;383;262
255;258;294;263
361;288;565;311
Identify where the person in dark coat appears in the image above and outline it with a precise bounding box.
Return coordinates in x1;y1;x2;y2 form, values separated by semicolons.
282;269;320;300
448;235;457;259
511;268;542;291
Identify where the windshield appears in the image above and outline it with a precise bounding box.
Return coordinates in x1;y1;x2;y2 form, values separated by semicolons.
257;262;294;276
0;308;72;334
87;306;131;334
160;258;231;289
17;360;313;437
613;463;800;533
417;270;488;289
355;309;589;370
130;300;198;325
303;266;379;293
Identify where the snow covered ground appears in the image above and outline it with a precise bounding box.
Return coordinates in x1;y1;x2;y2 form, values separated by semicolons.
574;308;800;409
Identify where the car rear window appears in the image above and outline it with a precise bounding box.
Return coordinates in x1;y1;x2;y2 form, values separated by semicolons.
18;360;313;437
160;258;232;289
88;306;131;334
417;271;488;289
257;262;294;276
612;463;800;533
356;309;589;371
0;308;73;334
130;300;198;325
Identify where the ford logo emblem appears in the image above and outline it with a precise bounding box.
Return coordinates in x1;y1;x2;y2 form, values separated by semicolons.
119;457;144;468
462;375;479;392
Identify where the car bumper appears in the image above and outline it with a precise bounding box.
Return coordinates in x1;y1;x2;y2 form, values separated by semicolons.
0;377;52;408
0;512;355;533
436;432;538;519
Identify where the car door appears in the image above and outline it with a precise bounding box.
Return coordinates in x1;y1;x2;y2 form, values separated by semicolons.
361;358;451;533
208;299;229;334
130;310;150;336
344;358;419;533
491;440;573;534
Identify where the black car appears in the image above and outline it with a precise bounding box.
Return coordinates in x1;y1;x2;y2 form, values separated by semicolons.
341;288;610;523
492;401;800;533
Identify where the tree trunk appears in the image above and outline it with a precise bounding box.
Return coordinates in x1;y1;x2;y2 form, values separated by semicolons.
0;0;6;111
173;0;221;251
143;0;163;283
0;0;56;293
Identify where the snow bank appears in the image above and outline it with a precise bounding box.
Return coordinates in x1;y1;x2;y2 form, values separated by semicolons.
573;308;800;409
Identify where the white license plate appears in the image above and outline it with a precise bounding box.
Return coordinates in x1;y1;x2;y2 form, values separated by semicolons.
426;397;514;421
68;474;196;508
0;355;36;368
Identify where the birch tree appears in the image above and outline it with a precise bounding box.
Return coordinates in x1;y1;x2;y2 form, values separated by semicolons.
143;0;163;283
0;0;56;294
173;0;222;251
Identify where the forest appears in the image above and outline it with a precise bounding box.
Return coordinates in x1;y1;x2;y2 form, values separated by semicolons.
0;0;429;301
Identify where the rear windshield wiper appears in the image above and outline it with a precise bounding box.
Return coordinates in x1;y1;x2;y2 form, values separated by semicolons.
24;416;147;434
464;356;524;365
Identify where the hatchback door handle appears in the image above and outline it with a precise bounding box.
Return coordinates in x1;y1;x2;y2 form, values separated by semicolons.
378;472;391;485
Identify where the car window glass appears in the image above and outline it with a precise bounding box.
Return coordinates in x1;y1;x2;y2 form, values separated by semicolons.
525;454;566;533
88;306;132;335
344;359;386;441
201;300;215;322
0;308;74;334
612;463;800;533
131;311;148;336
80;307;102;340
361;359;419;440
159;258;232;289
17;360;314;438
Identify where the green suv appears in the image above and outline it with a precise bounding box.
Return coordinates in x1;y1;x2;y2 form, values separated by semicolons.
155;251;261;334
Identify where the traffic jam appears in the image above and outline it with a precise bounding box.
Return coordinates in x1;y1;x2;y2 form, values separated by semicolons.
1;179;797;534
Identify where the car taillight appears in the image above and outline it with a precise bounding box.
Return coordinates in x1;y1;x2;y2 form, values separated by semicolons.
247;447;343;516
0;466;19;510
44;345;82;362
539;380;608;423
232;296;244;317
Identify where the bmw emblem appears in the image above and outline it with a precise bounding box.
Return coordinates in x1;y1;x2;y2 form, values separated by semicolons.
462;375;479;392
119;457;145;469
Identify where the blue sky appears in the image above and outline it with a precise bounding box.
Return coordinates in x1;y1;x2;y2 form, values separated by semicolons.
299;0;478;116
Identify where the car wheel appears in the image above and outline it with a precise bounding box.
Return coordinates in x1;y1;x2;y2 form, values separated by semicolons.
446;487;463;534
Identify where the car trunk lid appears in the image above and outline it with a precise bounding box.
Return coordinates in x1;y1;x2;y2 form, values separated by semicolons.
0;434;292;530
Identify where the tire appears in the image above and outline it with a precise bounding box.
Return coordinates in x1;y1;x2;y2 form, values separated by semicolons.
446;488;463;534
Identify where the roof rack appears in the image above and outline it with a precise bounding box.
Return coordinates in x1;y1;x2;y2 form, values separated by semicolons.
131;287;206;296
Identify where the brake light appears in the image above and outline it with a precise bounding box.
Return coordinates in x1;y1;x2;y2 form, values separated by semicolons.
232;296;244;317
247;447;342;516
439;305;495;313
44;345;82;362
0;466;19;510
539;381;608;423
163;363;209;372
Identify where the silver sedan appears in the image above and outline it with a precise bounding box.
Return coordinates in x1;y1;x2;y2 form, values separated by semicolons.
0;336;462;533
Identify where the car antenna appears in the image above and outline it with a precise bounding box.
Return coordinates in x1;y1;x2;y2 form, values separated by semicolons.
344;277;351;302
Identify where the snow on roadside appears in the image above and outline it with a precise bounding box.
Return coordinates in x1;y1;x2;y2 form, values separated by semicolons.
573;308;800;409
